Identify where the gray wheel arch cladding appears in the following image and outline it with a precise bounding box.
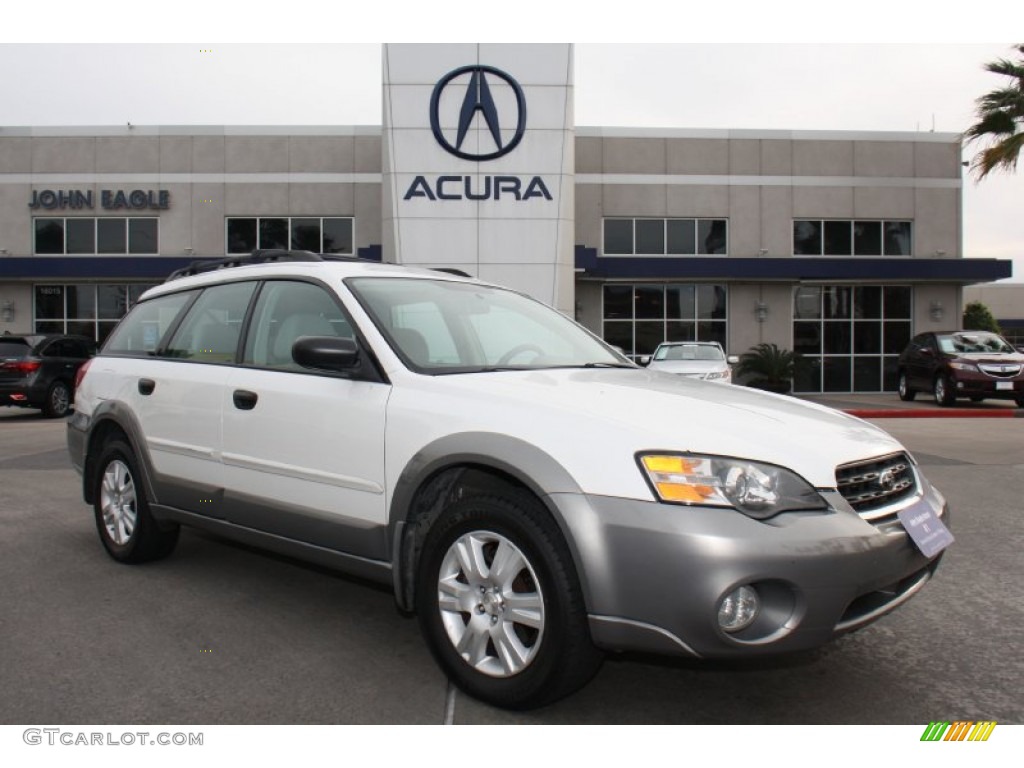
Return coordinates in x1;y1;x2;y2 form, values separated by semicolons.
79;401;158;507
388;432;589;613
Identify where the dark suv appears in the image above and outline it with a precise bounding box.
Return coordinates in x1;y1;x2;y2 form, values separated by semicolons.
897;330;1024;407
0;334;96;418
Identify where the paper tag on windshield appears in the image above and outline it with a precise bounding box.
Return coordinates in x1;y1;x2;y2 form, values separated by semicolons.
898;506;954;558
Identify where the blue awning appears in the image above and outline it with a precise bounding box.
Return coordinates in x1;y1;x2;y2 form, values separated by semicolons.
575;247;1013;284
0;257;196;280
0;245;383;281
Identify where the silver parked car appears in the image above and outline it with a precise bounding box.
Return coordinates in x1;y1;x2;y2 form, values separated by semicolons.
645;341;738;383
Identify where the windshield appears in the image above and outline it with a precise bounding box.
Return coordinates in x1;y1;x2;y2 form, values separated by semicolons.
654;344;724;362
347;277;630;373
938;332;1015;354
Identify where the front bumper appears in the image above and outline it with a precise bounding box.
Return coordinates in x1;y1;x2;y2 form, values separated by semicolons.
949;374;1023;400
550;477;947;658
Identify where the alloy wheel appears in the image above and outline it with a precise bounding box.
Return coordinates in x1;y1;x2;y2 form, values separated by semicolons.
100;459;137;545
436;530;545;678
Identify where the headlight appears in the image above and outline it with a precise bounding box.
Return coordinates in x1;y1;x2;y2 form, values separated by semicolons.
638;453;826;519
949;362;978;372
705;370;731;380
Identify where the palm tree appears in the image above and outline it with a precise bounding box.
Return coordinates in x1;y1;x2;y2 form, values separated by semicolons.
735;343;798;394
963;44;1024;180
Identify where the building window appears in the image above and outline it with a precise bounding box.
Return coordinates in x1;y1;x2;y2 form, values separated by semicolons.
793;220;912;256
226;217;354;255
793;285;913;394
603;218;728;256
33;218;159;255
34;283;157;344
602;283;728;360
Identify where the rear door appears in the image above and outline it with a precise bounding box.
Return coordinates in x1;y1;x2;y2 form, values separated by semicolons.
38;338;82;389
96;282;257;517
904;333;935;390
220;279;390;559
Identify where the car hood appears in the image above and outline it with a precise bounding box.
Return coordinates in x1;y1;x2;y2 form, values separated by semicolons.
949;352;1024;364
647;360;727;375
410;367;904;494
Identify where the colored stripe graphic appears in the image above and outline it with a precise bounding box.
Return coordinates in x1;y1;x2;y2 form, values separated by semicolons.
920;720;996;741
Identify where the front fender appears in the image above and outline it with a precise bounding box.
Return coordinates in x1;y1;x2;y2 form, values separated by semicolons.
388;431;587;612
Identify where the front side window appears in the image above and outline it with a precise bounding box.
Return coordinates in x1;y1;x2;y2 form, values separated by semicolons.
349;278;624;374
243;281;354;370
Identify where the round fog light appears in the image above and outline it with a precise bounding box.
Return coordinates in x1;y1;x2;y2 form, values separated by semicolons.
718;585;760;633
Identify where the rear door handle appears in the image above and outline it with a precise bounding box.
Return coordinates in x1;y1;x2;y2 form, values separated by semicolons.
138;378;156;395
232;389;258;410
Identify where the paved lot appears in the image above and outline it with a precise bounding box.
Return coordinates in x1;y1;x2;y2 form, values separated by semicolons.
1;404;1022;725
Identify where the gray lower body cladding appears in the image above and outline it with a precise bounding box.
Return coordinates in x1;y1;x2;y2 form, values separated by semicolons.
550;485;947;659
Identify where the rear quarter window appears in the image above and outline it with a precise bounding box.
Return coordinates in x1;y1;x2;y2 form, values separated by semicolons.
0;341;31;357
103;291;197;356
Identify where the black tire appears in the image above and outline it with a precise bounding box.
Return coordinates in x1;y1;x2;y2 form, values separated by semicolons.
1016;396;1024;409
415;491;603;710
897;372;916;402
93;439;179;563
933;375;956;407
42;380;72;418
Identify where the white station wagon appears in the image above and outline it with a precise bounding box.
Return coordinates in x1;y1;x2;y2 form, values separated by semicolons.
67;251;951;709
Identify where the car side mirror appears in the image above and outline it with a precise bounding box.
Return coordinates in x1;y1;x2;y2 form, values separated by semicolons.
638;356;651;366
727;355;740;365
292;336;360;373
919;347;934;357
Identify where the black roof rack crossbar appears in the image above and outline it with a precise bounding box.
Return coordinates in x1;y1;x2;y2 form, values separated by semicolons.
166;249;323;280
432;267;473;278
166;249;377;281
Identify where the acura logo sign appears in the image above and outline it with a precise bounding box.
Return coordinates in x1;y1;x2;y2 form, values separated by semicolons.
430;65;527;161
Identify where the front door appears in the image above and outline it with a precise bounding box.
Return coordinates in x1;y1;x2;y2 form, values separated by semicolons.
219;279;390;559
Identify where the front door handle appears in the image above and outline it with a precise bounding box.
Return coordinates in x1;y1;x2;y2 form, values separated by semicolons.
232;389;258;410
138;378;156;395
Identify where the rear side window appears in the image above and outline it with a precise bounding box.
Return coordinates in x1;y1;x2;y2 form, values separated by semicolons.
67;339;96;359
42;340;73;357
103;291;197;356
165;282;257;364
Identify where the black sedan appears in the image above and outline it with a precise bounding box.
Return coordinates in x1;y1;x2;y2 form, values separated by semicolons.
0;333;96;418
897;330;1024;407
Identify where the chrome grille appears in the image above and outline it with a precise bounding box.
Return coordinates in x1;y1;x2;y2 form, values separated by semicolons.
978;363;1022;378
836;452;917;516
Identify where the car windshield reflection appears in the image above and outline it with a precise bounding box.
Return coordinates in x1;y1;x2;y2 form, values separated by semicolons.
938;332;1015;354
347;277;629;374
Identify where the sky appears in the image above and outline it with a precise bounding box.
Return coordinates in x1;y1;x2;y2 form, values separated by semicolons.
1;5;1021;283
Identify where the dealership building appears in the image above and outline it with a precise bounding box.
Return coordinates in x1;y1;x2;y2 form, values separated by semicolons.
0;44;1013;393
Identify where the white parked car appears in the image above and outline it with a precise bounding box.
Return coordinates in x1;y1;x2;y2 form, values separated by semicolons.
645;340;737;383
67;251;951;709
